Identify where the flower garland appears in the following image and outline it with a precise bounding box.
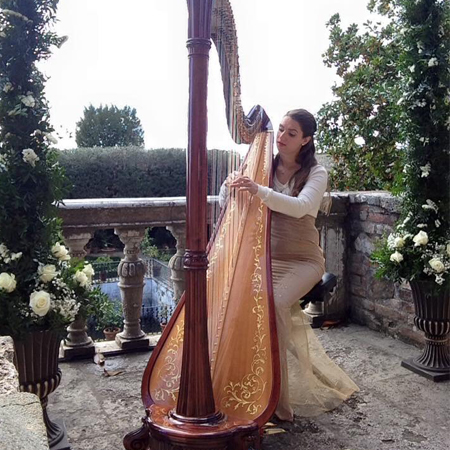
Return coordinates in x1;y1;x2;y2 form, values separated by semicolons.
372;0;449;288
0;0;101;338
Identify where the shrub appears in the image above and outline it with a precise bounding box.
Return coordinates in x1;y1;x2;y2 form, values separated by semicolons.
58;147;239;199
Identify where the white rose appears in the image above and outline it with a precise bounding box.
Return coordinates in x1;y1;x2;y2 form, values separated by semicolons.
413;231;428;247
0;244;8;258
3;82;13;93
429;258;445;274
428;57;438;67
390;251;404;263
21;94;35;108
420;163;431;178
22;148;40;167
394;237;405;248
82;264;95;279
38;264;58;283
44;133;58;145
354;136;365;146
10;252;22;261
51;243;70;261
0;273;17;293
29;291;51;317
73;270;89;287
447;243;450;256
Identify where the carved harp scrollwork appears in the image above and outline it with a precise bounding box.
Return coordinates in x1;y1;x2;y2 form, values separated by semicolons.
133;0;279;447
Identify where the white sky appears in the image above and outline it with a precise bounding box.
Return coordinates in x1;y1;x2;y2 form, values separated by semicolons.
41;0;372;153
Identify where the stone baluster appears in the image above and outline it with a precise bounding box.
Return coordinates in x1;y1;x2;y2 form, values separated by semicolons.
62;231;95;359
167;224;186;304
114;228;149;350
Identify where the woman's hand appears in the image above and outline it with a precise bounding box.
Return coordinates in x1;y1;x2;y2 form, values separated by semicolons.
224;170;240;186
229;176;259;195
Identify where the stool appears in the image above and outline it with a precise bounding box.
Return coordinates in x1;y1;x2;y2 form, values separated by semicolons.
300;272;337;327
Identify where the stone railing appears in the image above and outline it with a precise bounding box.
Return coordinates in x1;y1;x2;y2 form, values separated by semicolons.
58;198;187;358
57;192;422;357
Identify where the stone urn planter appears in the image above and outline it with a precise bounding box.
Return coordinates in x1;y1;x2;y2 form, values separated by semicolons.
13;330;70;449
401;281;450;382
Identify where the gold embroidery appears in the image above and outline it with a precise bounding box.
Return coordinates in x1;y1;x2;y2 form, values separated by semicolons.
153;320;184;403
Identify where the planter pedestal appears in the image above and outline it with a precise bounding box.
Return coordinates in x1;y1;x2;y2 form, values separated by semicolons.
401;281;450;382
13;331;71;449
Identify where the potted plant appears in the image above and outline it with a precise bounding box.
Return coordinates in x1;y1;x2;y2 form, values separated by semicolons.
372;0;449;381
95;298;123;341
92;255;115;282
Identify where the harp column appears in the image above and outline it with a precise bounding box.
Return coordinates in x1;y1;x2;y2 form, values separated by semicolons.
173;0;218;420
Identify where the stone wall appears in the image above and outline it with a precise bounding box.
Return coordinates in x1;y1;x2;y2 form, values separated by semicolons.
344;192;423;346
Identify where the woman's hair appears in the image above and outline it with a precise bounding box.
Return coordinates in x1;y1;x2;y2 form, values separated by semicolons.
273;108;318;196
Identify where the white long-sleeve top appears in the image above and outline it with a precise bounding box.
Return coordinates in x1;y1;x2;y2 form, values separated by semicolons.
256;164;328;219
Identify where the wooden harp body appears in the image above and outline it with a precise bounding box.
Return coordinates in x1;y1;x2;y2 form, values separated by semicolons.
124;1;279;449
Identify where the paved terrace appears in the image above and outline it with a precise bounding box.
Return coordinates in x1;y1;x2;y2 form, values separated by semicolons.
49;324;449;450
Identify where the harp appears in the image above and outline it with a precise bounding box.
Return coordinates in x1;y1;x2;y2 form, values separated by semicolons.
124;1;279;449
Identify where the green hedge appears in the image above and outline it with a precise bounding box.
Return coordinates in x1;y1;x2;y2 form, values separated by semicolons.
58;147;238;199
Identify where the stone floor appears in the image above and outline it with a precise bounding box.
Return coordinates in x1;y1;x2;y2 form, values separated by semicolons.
48;324;450;450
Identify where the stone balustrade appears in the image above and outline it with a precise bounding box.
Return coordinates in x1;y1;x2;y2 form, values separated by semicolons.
57;192;422;357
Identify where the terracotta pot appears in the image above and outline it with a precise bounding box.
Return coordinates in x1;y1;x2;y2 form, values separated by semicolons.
103;326;120;341
13;330;70;448
401;280;450;381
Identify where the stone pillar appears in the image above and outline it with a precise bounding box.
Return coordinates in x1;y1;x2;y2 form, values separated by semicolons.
114;227;149;350
167;223;186;304
62;231;95;359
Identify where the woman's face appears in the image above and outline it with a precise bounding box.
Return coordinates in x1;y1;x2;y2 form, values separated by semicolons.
276;116;311;158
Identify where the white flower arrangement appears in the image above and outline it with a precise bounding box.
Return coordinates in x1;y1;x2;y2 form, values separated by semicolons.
0;240;101;330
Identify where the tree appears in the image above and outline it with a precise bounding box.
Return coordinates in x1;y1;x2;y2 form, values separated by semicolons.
317;1;407;191
75;104;145;148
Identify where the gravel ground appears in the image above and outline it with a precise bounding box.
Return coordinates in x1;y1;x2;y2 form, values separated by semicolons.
49;323;450;450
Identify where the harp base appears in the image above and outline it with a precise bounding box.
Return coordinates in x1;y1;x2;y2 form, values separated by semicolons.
124;404;261;450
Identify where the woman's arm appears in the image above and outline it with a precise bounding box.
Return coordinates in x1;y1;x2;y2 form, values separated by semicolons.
256;166;328;218
218;181;229;208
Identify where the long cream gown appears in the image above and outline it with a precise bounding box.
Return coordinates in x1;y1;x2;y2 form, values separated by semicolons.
257;165;359;420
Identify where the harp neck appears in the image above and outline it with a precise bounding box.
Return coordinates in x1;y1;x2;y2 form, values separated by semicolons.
211;0;272;144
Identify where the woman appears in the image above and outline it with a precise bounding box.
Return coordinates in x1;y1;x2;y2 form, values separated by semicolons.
226;108;358;421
